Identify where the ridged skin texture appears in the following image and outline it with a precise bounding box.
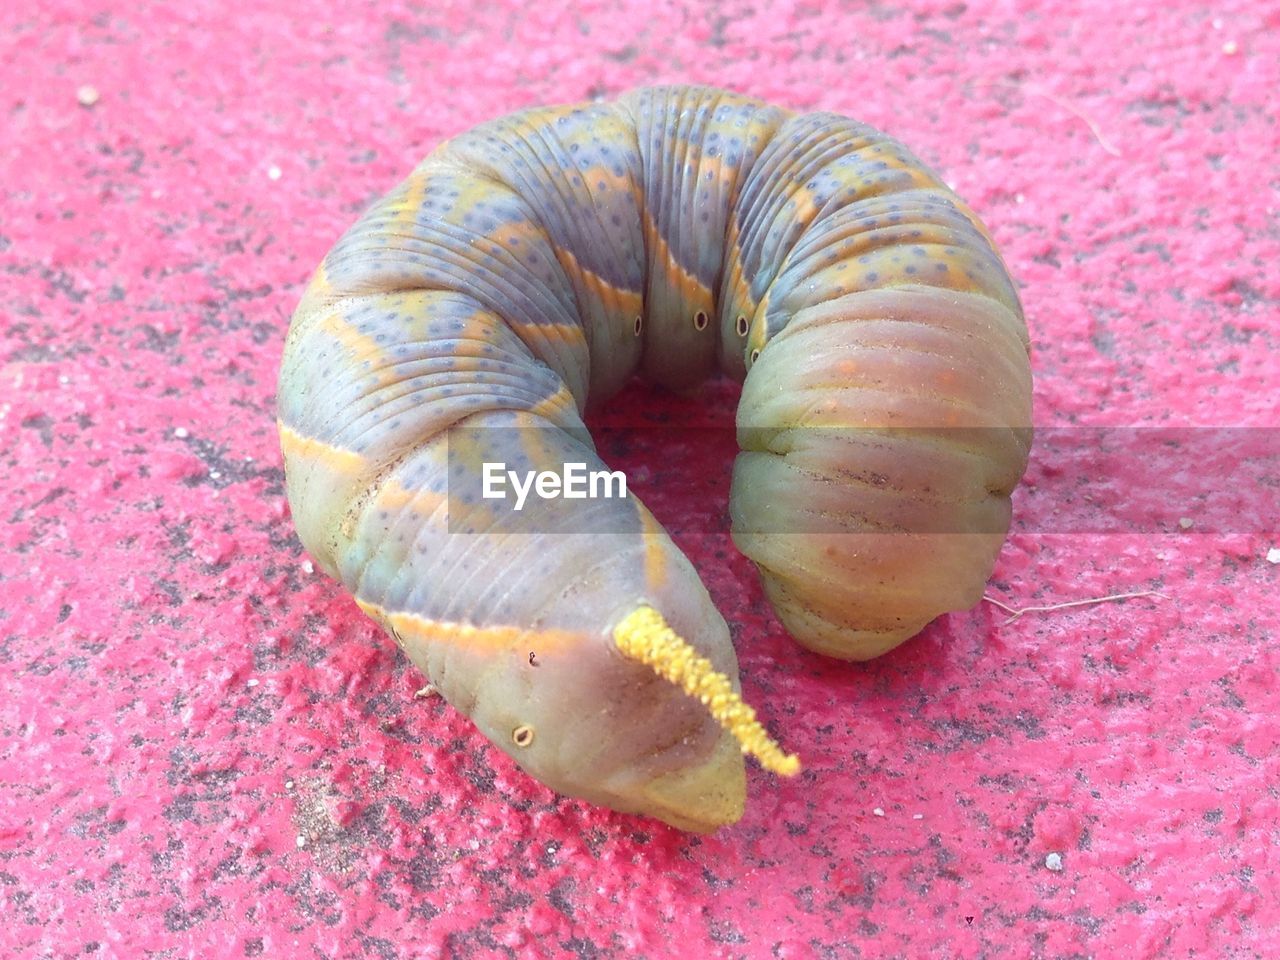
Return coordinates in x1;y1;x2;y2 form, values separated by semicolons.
278;85;1032;829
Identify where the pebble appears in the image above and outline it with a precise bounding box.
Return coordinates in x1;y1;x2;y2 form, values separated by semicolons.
1045;852;1064;871
76;85;100;107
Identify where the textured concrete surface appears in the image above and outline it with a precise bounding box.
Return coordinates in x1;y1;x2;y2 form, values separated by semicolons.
2;1;1278;957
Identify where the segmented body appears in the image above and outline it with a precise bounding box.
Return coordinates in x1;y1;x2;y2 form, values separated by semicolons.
278;86;1032;830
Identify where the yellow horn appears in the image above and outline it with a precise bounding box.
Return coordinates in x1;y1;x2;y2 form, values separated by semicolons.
613;606;801;777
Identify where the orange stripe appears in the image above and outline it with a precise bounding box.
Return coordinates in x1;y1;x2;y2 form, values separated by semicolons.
553;243;645;319
356;599;584;655
642;207;712;307
638;503;668;591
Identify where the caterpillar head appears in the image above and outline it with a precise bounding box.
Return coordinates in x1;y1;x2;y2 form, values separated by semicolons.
401;605;797;833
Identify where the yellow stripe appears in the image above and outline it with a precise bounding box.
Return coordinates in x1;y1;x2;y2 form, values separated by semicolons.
278;421;365;473
322;307;389;364
526;382;577;420
292;261;336;320
387;172;428;234
372;475;448;516
356;598;584;655
504;315;589;346
638;503;668;591
720;220;756;322
788;184;819;224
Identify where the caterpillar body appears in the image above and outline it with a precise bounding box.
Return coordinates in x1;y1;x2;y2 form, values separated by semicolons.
278;85;1032;831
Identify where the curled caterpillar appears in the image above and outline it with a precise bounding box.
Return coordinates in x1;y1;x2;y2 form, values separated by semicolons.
278;85;1032;831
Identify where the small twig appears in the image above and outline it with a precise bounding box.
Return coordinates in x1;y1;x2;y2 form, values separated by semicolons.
968;80;1121;157
1028;87;1122;157
983;590;1169;624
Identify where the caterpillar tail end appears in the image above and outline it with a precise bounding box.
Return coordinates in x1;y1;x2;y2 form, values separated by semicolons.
613;606;802;778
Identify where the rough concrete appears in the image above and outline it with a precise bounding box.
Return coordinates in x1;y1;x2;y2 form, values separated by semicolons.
2;1;1277;956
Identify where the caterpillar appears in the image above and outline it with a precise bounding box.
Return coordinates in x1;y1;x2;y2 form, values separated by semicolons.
277;85;1033;832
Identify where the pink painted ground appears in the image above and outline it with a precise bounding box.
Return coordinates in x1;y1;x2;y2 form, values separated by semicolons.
2;1;1278;957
